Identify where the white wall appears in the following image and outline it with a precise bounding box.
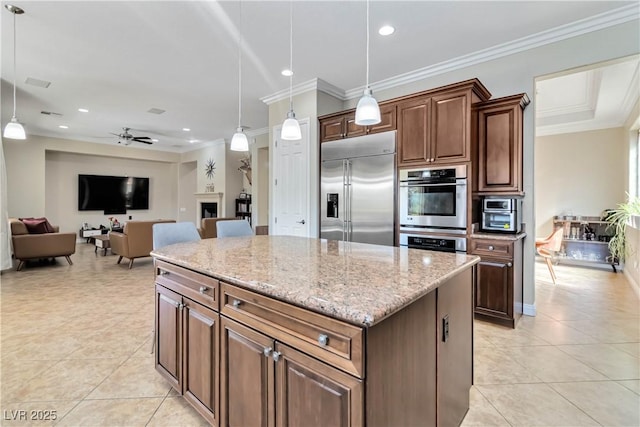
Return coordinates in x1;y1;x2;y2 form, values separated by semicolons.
535;128;627;237
178;161;197;222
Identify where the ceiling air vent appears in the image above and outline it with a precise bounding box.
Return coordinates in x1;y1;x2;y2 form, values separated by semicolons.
25;77;51;88
147;108;165;115
41;111;63;116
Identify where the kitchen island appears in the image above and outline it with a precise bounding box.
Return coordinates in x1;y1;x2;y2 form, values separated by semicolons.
151;235;479;427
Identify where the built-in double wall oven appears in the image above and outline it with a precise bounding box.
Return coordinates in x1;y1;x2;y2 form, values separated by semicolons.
399;165;468;254
399;165;468;233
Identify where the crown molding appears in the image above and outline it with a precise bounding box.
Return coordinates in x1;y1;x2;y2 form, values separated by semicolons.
260;78;346;105
343;4;640;99
536;119;627;137
620;61;640;125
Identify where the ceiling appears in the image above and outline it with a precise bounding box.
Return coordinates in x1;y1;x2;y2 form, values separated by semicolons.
1;1;638;152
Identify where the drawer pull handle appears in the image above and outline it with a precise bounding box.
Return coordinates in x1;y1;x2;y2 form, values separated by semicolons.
272;351;281;362
232;299;242;308
199;286;208;294
160;270;169;276
318;334;329;346
507;262;513;267
488;245;494;251
263;347;272;357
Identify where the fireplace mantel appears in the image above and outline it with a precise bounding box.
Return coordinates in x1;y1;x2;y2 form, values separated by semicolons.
195;192;224;224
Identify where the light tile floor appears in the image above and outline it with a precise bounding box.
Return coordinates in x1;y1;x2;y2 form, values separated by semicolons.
1;244;638;426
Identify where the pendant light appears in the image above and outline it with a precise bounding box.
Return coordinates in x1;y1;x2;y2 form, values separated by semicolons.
230;0;249;152
354;0;381;126
3;4;26;140
280;0;301;140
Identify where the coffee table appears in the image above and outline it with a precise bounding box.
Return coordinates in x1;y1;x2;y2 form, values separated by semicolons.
94;235;111;255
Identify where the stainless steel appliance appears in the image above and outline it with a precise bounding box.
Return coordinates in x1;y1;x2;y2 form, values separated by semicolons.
481;197;521;233
320;131;396;246
399;165;467;233
399;233;467;253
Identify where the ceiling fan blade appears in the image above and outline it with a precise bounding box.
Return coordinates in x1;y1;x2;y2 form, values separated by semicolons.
135;139;153;144
132;136;152;140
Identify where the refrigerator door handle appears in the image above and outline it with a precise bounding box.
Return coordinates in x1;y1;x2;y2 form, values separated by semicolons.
342;159;347;242
347;159;353;242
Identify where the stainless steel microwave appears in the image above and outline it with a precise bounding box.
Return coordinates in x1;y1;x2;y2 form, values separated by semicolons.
481;198;521;233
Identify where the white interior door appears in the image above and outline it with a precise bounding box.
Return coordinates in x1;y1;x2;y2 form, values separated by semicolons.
272;120;310;237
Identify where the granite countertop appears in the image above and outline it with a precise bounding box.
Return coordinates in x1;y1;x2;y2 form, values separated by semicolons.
470;231;527;241
151;235;479;327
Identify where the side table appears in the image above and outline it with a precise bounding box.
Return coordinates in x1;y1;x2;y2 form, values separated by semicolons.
94;235;111;256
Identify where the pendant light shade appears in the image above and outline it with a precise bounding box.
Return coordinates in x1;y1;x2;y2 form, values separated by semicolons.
355;0;381;126
230;1;249;152
4;117;26;140
3;4;26;140
280;0;301;140
230;127;249;152
281;111;301;140
355;88;381;125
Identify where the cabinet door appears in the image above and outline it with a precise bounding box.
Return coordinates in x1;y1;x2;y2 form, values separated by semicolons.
183;298;219;425
220;317;275;427
398;97;430;166
366;104;397;135
155;285;182;391
475;257;513;319
275;343;363;427
345;113;367;138
431;91;469;164
476;95;527;194
320;117;345;142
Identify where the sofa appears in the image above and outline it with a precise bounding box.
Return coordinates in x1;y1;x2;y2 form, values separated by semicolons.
9;218;77;271
110;219;175;268
198;217;238;239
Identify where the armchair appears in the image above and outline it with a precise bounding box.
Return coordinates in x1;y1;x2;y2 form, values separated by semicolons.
110;219;175;268
9;218;77;271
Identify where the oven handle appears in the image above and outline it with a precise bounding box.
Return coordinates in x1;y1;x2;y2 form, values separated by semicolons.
400;182;467;188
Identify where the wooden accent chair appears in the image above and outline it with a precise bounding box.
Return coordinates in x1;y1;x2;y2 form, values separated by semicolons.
535;227;564;284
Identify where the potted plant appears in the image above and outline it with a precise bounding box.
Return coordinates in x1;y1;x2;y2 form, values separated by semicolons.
605;195;640;262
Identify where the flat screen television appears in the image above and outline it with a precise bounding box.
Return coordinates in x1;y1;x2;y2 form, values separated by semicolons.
78;174;149;212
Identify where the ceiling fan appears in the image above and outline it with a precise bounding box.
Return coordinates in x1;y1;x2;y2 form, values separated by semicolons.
110;127;153;145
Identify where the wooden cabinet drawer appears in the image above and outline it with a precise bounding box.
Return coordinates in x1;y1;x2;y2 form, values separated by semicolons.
470;239;513;258
156;260;219;311
220;283;364;378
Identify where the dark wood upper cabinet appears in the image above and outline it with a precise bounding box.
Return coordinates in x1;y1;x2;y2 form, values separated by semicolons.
431;90;469;163
475;93;529;195
319;104;397;143
398;96;430;164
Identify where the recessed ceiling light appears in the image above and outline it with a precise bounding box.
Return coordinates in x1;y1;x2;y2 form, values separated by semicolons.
281;69;293;77
189;139;199;144
378;25;395;36
182;128;191;132
78;108;89;113
151;139;159;142
58;125;69;129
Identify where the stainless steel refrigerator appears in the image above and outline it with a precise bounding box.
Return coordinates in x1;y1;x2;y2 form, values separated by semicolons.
320;130;396;246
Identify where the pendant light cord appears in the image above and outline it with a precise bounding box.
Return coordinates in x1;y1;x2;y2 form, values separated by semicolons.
365;0;370;90
237;1;243;129
289;0;293;111
12;10;17;117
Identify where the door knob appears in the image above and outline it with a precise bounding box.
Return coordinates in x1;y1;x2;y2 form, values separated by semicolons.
296;219;306;225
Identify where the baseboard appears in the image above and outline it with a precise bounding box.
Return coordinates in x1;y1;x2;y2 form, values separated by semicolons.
623;269;640;299
523;303;536;316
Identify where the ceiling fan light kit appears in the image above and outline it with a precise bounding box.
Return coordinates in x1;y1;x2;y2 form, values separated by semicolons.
281;0;301;141
355;0;381;126
230;0;249;152
4;4;26;140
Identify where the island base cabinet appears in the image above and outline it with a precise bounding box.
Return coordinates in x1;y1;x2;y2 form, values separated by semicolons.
155;284;220;426
220;317;275;427
276;343;363;427
220;317;363;427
